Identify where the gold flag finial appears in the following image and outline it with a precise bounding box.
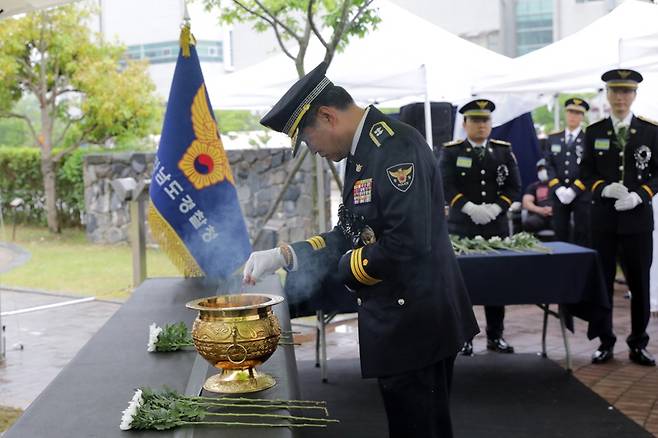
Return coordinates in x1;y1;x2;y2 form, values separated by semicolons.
179;23;196;58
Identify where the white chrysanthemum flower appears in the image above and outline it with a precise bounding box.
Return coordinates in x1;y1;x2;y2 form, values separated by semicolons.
489;236;502;243
119;389;143;430
474;235;484;241
504;237;512;243
147;323;163;352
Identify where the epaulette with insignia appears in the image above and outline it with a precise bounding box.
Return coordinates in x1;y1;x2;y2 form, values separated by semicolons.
369;121;394;147
443;139;462;147
638;115;658;126
490;139;511;146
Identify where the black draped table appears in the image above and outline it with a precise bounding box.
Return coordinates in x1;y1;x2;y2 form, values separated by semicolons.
5;275;301;438
290;241;609;376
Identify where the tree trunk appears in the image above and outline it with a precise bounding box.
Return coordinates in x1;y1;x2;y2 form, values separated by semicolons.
41;154;60;233
40;104;59;233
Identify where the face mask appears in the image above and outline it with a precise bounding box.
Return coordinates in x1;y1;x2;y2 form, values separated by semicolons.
538;169;548;182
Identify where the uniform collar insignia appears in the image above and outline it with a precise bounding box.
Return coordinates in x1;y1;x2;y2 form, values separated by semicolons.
356;163;363;172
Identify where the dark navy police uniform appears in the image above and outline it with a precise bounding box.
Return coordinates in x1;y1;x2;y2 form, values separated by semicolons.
260;62;479;437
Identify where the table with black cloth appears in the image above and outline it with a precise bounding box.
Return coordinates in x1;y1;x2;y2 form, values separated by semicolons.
289;241;609;376
4;275;301;438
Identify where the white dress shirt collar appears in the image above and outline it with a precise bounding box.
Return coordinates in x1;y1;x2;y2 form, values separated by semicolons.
351;106;371;156
611;112;633;133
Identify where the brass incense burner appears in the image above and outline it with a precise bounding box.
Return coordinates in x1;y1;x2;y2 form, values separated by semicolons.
186;293;284;394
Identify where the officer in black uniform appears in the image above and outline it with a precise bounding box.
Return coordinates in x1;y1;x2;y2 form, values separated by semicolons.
440;99;521;356
243;62;480;437
546;98;591;246
580;69;657;366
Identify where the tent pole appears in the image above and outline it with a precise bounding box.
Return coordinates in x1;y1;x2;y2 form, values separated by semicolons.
422;64;434;149
553;94;560;131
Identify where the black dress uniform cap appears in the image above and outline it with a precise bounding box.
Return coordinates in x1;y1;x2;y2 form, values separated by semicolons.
459;99;495;118
601;69;643;89
565;97;590;113
260;61;333;157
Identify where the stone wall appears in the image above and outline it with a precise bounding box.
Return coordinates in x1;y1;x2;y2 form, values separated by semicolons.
83;149;330;248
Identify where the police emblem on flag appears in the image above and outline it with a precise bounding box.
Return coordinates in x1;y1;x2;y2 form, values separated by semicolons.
387;163;414;192
178;84;234;189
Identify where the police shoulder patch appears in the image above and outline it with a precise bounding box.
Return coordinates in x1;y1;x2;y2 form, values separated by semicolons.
490;139;511;146
638;115;658;126
369;121;395;147
443;139;462;147
386;163;415;192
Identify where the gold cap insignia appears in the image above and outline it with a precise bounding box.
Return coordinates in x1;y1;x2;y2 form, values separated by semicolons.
618;70;631;79
477;101;488;109
573;99;582;105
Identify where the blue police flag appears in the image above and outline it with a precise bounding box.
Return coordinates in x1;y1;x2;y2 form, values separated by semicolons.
148;26;251;279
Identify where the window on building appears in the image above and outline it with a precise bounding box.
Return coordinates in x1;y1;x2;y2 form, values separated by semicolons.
515;0;553;56
125;41;224;64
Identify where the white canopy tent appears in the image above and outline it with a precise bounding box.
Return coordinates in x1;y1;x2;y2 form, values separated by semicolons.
205;0;535;139
0;0;76;17
472;0;658;120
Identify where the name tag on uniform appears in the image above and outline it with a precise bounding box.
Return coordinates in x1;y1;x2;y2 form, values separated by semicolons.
456;156;472;168
551;144;561;153
353;178;373;204
595;139;610;150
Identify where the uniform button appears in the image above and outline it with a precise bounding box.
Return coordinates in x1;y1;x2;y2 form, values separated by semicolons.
638;175;642;180
566;152;571;156
481;180;486;185
619;152;624;157
397;298;405;306
357;298;362;306
565;161;570;165
481;191;486;196
481;170;486;175
564;170;569;175
461;172;466;176
598;152;604;156
565;179;570;184
619;166;624;171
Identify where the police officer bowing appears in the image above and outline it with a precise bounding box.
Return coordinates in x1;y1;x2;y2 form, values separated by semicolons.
546;98;591;246
581;69;657;366
242;62;479;437
440;99;522;356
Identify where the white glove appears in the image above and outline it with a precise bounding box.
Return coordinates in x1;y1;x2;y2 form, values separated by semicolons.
602;182;629;200
614;192;642;211
243;248;286;285
555;186;567;204
462;202;491;225
561;187;577;205
483;203;503;219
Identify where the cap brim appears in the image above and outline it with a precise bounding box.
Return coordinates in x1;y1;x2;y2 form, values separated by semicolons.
565;105;586;113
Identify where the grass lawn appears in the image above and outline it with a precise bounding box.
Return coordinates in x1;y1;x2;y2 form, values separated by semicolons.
0;225;180;300
0;406;23;433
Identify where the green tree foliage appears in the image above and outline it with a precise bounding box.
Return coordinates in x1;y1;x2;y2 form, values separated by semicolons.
202;0;380;77
214;109;262;132
0;4;162;232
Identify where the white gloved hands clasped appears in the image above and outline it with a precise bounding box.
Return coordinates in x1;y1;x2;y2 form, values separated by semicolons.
555;186;577;205
601;182;629;200
614;192;643;211
482;203;503;219
462;201;497;225
243;248;286;285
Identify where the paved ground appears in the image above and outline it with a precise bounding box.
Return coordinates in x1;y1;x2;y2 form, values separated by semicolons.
0;290;120;409
290;283;658;437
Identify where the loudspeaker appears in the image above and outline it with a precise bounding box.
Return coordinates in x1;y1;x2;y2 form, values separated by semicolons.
399;102;455;158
